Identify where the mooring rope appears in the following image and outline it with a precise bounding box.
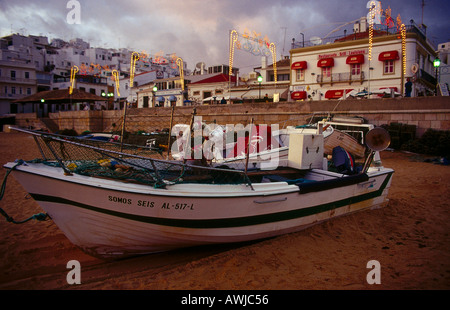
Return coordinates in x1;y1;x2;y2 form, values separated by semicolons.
0;160;49;224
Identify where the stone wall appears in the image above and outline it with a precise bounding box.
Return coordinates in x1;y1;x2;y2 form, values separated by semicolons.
14;96;450;138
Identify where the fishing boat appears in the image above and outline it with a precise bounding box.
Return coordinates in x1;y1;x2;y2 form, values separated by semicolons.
3;125;393;259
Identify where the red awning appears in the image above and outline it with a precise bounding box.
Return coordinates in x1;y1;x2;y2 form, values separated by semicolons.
325;89;353;99
291;91;307;100
291;61;307;70
317;58;334;67
378;51;399;61
346;54;365;64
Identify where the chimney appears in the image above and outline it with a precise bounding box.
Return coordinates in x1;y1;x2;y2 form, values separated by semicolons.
201;62;205;75
235;71;239;86
360;17;367;32
261;56;267;69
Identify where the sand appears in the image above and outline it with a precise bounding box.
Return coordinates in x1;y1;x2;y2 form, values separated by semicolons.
0;131;449;291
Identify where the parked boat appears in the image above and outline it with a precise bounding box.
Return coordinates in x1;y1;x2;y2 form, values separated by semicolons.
3;126;393;259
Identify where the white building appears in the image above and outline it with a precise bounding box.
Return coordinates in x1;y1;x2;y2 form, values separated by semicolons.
436;42;449;95
136;76;186;108
0;59;37;114
289;19;439;100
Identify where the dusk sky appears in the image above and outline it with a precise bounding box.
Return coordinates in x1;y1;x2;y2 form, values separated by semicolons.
0;0;448;73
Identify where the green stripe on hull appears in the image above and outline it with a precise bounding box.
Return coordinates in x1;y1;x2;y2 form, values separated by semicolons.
31;173;392;229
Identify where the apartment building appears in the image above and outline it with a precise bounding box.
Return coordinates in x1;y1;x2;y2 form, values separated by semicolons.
0;59;37;114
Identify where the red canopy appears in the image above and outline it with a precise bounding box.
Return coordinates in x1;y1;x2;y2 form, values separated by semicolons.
325;89;353;99
291;91;307;100
346;54;365;64
291;61;307;70
317;58;334;67
378;51;399;61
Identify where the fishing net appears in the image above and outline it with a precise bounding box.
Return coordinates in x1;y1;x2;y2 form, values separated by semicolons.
28;131;252;188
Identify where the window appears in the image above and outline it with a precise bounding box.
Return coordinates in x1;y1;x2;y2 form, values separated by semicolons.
278;74;290;81
351;64;361;76
383;60;394;74
25;72;30;79
27;88;31;95
11;87;16;94
203;91;212;99
296;69;305;81
11;70;16;80
322;67;332;78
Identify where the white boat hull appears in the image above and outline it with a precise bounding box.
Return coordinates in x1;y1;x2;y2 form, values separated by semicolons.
6;162;393;258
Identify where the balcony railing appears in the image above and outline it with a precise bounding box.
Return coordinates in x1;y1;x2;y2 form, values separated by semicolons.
0;76;36;84
292;23;431;49
316;71;365;85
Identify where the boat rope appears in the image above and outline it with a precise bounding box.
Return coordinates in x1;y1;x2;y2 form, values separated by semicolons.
0;160;49;224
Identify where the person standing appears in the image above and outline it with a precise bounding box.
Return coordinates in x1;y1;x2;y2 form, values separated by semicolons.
405;78;412;97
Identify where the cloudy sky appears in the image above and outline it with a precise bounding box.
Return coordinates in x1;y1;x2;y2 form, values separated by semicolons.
0;0;448;73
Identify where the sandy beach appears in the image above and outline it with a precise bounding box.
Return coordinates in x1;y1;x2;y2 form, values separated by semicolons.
0;131;449;291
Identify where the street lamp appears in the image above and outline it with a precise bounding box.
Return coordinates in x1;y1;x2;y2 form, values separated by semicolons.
433;57;441;95
257;75;263;99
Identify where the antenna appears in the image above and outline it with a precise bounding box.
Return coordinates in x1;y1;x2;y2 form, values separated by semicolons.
421;0;425;25
310;36;322;45
196;62;205;69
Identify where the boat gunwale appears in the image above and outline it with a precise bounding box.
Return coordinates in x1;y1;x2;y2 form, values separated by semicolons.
4;160;394;199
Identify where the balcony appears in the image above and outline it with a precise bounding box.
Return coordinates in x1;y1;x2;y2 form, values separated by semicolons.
0;76;36;85
316;71;365;85
418;69;436;86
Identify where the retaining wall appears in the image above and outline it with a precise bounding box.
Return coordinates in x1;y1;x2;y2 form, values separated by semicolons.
14;96;450;138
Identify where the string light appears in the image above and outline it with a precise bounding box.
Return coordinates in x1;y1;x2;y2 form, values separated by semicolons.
269;42;277;84
129;52;140;87
401;23;406;75
368;1;375;61
176;57;184;91
112;69;120;97
229;30;238;79
69;65;79;95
